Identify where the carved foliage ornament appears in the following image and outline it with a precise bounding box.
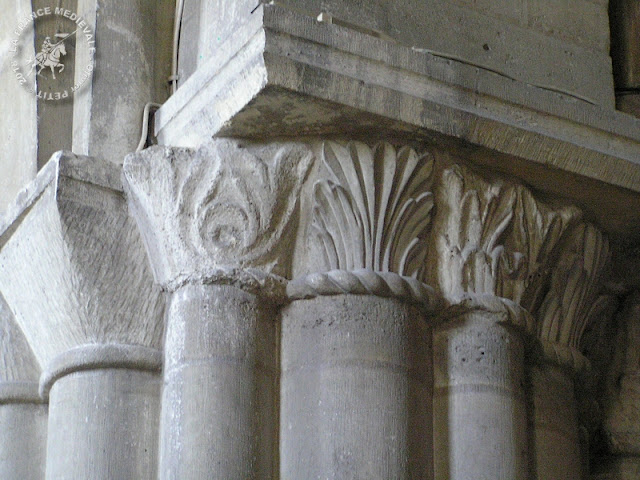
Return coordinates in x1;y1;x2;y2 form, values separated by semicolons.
123;140;313;286
308;141;434;281
431;164;581;306
533;223;610;348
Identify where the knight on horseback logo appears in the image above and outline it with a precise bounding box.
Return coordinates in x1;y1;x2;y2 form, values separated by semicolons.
9;7;96;101
28;33;71;80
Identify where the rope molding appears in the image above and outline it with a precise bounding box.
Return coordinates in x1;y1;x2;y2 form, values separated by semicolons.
286;269;442;311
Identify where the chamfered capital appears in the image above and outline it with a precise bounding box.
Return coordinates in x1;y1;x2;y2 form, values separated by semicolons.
0;152;164;374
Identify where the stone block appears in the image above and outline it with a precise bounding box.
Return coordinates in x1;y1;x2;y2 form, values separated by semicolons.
528;0;610;52
471;0;527;24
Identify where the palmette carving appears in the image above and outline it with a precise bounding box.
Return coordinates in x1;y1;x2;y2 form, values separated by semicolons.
534;223;610;349
123;140;313;287
308;141;434;280
430;164;581;304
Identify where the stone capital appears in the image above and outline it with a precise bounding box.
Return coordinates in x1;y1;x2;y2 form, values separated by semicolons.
0;151;164;379
429;163;582;304
427;164;611;368
291;140;439;310
123;139;313;292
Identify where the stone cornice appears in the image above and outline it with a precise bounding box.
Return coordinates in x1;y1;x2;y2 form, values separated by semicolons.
0;152;164;371
153;4;640;242
122;139;313;290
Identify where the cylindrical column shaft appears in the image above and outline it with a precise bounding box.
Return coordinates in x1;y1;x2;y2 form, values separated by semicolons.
610;0;640;116
280;294;432;479
532;362;581;480
160;284;277;480
45;368;160;480
0;384;47;480
434;312;528;480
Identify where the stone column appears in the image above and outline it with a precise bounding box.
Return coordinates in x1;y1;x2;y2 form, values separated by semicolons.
41;346;161;479
610;0;640;116
428;164;584;480
591;292;640;480
123;139;312;479
0;294;46;480
282;141;439;479
0;0;37;211
160;283;279;479
528;223;610;480
530;346;585;480
0;152;164;480
433;297;531;480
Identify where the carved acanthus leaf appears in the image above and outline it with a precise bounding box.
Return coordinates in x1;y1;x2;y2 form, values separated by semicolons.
123;140;313;286
308;141;434;280
534;223;610;349
431;164;580;303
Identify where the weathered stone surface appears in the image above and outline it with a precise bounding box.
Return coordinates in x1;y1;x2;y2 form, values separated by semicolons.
305;141;434;278
161;284;277;480
433;309;529;480
602;293;640;456
0;404;47;480
531;363;582;480
73;0;172;165
428;163;580;304
283;140;435;479
288;140;441;310
182;1;612;100
425;162;610;359
610;0;640;90
0;293;40;387
533;223;610;355
45;368;160;480
592;457;640;480
124;139;312;479
0;294;46;480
